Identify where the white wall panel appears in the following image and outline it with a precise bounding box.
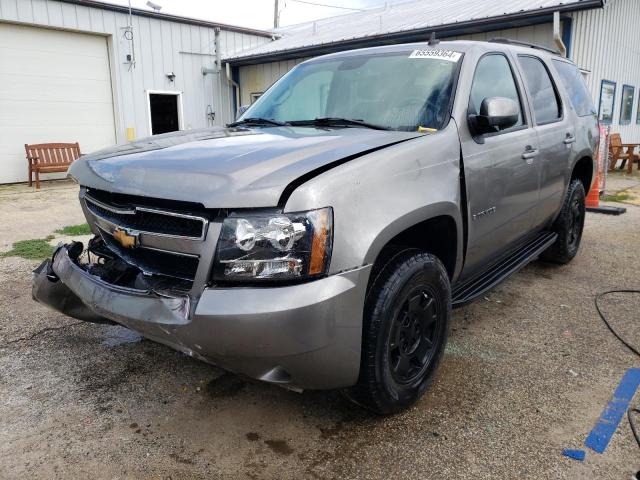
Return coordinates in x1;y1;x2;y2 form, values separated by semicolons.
0;22;116;183
571;0;640;140
0;0;271;184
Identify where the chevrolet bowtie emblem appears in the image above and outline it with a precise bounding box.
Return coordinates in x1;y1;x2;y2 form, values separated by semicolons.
112;227;139;249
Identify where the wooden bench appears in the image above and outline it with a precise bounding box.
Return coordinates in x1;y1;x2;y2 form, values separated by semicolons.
608;133;640;174
25;142;82;189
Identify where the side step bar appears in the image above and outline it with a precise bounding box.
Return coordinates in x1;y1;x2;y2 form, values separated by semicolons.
452;231;557;308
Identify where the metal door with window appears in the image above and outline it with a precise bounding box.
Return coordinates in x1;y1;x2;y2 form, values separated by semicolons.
516;55;573;229
461;53;540;274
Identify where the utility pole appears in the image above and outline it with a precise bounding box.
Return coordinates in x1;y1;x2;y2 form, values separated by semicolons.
274;0;280;28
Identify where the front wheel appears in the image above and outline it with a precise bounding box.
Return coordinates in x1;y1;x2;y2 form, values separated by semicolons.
541;179;586;264
347;250;451;414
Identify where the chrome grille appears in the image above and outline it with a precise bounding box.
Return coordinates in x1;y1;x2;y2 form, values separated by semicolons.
84;193;208;240
100;228;200;281
82;189;212;282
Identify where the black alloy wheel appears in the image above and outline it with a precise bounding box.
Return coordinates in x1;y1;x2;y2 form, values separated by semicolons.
541;179;586;264
388;287;442;385
347;249;451;415
567;194;584;250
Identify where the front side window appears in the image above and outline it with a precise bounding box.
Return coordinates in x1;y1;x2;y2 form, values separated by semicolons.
552;59;596;117
518;55;562;124
242;51;461;131
620;85;635;125
469;54;524;131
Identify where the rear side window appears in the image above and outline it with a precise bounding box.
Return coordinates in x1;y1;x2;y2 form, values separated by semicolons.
552;59;596;117
518;55;562;124
469;54;524;130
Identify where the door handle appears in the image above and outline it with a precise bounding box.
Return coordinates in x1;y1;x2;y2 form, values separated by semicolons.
522;147;539;161
564;134;576;144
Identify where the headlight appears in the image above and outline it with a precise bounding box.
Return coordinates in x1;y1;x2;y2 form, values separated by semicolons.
213;207;333;282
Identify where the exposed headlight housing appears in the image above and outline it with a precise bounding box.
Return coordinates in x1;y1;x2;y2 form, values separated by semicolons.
213;207;333;282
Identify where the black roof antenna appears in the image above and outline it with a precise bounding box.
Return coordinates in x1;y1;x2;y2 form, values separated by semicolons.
428;32;440;46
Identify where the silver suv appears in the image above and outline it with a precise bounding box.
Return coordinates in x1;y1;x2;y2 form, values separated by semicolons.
34;39;598;414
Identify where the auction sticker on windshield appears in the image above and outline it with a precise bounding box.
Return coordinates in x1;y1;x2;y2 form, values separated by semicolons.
409;49;462;62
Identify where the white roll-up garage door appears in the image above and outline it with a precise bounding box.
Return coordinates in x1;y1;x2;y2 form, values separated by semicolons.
0;23;116;184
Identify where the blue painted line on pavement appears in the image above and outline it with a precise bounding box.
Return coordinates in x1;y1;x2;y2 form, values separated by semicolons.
584;368;640;454
562;449;585;461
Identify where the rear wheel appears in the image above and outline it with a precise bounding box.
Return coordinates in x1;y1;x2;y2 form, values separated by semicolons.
347;250;450;414
541;179;586;264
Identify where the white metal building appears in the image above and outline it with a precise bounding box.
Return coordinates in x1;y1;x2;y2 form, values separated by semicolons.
3;0;639;185
0;0;271;184
226;0;640;140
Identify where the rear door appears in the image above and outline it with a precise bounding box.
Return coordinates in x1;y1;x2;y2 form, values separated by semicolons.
461;52;540;275
516;54;572;229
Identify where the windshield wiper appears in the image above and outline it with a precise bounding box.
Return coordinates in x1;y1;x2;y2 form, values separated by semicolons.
227;117;289;128
288;117;391;131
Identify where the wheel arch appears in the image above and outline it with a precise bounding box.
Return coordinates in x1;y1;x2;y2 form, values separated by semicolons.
364;203;463;283
571;155;594;195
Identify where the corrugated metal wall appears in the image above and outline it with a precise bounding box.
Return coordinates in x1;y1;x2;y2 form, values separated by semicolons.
239;57;310;106
219;30;274;122
0;0;270;142
448;23;555;47
570;0;640;140
237;24;555;107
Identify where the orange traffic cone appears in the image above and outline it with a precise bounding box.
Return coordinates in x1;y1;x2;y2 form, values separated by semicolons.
587;125;625;214
586;170;601;208
586;165;625;215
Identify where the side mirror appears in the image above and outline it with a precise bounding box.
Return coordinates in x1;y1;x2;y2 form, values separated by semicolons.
236;105;250;120
469;97;519;135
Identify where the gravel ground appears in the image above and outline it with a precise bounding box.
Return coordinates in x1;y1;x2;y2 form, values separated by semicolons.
0;180;86;252
0;180;639;479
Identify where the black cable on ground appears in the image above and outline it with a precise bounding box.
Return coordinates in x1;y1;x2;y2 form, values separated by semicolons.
594;289;640;449
595;290;640;358
629;407;640;449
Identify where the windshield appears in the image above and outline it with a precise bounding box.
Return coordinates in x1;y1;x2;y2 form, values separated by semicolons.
241;50;461;131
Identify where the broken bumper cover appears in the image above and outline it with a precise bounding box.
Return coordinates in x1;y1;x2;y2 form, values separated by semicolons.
32;246;370;390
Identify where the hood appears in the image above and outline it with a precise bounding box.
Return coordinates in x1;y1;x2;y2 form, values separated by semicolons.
69;126;422;208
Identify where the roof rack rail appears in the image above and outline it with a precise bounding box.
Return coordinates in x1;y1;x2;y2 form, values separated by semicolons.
488;37;561;55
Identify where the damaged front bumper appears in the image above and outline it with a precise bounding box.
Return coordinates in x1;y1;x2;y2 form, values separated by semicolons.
33;244;370;390
33;247;191;325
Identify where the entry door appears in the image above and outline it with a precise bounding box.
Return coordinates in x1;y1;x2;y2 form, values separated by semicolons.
461;53;540;275
148;91;182;135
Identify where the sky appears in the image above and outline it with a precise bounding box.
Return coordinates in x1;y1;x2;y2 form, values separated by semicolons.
106;0;393;30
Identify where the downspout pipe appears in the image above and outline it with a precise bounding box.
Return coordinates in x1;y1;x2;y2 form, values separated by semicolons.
553;11;567;57
225;62;241;118
214;27;222;70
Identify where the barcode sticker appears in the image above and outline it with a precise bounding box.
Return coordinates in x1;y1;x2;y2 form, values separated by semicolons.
409;49;462;62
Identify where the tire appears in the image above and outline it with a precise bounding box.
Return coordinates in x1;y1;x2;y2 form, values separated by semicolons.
347;249;451;415
541;179;586;264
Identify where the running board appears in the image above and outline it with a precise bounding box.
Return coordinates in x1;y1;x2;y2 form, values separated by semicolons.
452;231;557;308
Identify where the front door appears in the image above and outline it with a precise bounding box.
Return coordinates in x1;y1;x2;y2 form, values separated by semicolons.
461;52;540;276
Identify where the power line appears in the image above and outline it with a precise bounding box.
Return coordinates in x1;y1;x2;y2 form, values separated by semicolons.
288;0;366;11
